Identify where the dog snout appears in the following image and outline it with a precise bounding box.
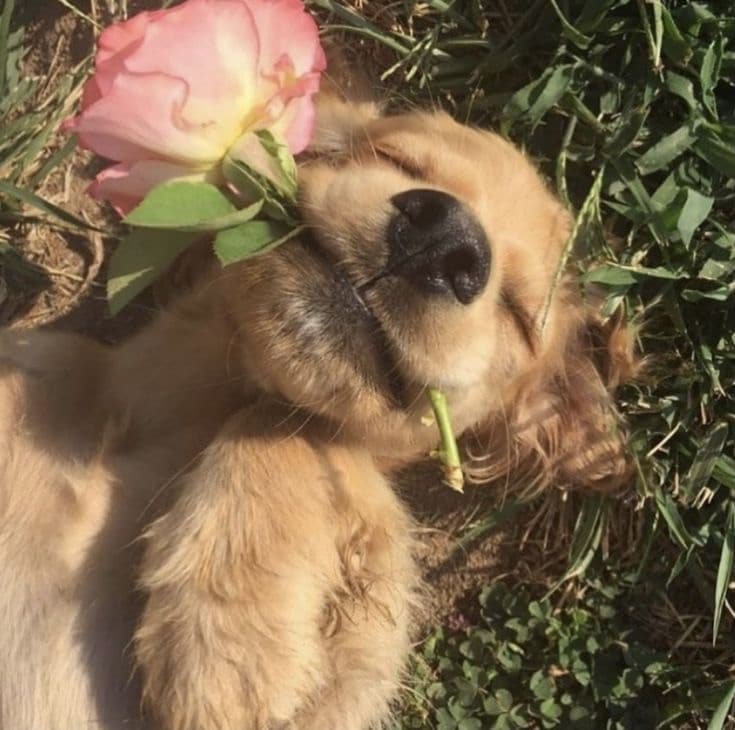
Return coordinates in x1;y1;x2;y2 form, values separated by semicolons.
387;189;490;305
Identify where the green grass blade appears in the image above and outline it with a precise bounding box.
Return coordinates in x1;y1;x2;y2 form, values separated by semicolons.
654;488;695;550
310;0;412;55
564;494;606;581
713;455;735;492
454;500;523;554
548;0;591;48
28;135;78;189
541;163;605;330
0;0;15;100
695;127;735;178
707;681;735;730
712;502;734;646
682;421;729;502
54;0;101;29
635;123;699;175
0;180;100;231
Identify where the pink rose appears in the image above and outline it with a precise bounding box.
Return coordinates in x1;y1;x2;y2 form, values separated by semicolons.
64;0;325;214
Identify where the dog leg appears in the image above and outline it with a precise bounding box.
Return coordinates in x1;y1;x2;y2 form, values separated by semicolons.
294;480;418;730
134;407;380;729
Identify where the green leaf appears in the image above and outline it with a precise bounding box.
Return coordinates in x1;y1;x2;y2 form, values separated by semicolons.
483;696;503;716
495;642;523;673
584;264;681;287
221;155;294;223
707;681;735;730
604;106;649;158
677;188;714;246
254;129;298;199
458;719;482;730
107;228;200;315
530;670;555;700
699;258;735;282
501;65;575;132
660;7;693;64
635;123;699;176
568;705;590;722
539;698;563;721
664;71;698;112
681;286;731;302
611;157;669;243
695;128;735;178
124;181;239;230
494;689;513;713
213;221;304;266
700;36;723;119
436;707;458;730
712;503;734;646
583;266;636;287
227;129;298;201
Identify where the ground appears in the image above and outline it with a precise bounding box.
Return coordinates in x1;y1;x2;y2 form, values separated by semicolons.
2;1;734;727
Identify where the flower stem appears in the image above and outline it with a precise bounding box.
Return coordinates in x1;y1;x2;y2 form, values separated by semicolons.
427;387;464;493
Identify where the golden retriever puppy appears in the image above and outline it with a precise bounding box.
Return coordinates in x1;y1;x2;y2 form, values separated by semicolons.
0;93;633;730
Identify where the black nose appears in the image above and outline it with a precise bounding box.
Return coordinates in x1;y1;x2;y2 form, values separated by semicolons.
387;189;490;305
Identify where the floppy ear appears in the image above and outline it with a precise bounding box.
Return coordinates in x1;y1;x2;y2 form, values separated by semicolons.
465;308;638;497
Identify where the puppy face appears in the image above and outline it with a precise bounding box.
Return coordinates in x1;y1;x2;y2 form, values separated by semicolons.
221;99;631;485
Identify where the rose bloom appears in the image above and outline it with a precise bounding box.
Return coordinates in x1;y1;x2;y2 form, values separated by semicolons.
64;0;325;214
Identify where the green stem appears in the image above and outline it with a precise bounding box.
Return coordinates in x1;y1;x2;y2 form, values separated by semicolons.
427;387;464;492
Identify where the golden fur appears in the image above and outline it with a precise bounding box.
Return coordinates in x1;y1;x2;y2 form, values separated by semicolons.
0;92;633;730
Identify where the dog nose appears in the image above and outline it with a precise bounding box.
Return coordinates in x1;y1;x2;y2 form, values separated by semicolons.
387;189;490;305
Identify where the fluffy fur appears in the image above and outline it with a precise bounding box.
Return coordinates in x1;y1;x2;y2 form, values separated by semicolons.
0;91;633;730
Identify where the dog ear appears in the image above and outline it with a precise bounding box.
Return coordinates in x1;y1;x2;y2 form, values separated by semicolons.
309;43;381;154
465;308;638;497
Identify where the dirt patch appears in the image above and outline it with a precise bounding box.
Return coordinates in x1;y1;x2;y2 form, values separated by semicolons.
1;4;153;338
397;463;570;626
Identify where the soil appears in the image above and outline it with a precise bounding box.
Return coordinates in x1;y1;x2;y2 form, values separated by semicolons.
2;1;534;627
3;3;151;336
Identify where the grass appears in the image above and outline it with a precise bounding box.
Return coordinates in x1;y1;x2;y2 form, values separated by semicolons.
0;0;103;322
314;0;735;726
1;0;733;728
393;578;735;729
0;0;90;226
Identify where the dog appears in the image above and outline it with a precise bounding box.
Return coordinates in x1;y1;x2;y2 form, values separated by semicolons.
0;88;634;730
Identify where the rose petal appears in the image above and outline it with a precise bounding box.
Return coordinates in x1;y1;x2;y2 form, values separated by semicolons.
89;159;210;215
248;0;326;79
96;9;163;66
118;0;260;113
87;10;164;105
81;77;103;110
69;71;224;163
67;0;326;178
265;72;321;153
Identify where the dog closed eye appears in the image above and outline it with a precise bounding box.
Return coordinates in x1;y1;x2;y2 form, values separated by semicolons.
500;288;538;354
370;144;426;180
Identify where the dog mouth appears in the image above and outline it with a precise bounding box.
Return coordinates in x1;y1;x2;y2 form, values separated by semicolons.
301;231;408;409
